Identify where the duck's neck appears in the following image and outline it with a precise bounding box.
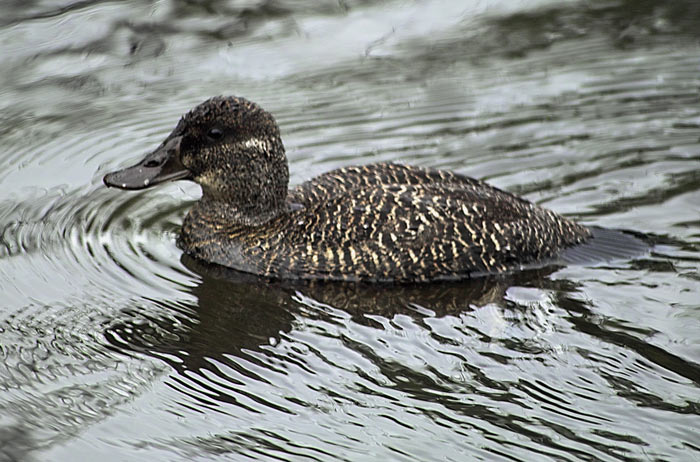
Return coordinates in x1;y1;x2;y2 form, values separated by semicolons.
195;149;290;227
179;195;288;263
193;195;287;228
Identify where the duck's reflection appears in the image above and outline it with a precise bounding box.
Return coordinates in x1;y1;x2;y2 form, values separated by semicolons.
105;255;568;376
105;252;700;415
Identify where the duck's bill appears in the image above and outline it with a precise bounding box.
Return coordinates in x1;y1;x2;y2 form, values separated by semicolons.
103;136;190;190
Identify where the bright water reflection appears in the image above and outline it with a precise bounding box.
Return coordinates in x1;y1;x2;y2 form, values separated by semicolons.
1;0;699;461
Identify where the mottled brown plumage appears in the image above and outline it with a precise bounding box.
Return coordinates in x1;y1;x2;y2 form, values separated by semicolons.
104;96;598;282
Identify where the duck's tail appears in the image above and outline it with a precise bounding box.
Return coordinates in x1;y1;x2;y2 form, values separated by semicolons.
558;226;650;265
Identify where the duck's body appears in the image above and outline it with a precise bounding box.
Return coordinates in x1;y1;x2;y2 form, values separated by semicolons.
103;96;639;282
181;162;589;281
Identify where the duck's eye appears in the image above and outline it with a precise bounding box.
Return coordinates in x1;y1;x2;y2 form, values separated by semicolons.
207;128;223;140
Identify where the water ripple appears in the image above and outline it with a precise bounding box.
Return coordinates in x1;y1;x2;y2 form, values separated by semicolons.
1;0;700;461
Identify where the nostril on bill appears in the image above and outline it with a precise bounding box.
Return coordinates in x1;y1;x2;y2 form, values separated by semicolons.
143;159;162;168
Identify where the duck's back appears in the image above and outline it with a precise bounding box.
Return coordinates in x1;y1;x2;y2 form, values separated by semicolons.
207;163;591;282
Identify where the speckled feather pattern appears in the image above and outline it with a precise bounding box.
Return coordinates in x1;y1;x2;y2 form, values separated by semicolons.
180;162;591;282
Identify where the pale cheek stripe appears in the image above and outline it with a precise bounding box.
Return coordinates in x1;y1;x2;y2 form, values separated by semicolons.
242;137;270;151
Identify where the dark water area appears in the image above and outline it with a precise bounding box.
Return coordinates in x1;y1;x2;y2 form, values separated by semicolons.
1;1;699;461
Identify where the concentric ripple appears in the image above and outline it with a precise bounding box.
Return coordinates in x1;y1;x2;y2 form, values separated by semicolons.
1;186;193;303
0;185;199;451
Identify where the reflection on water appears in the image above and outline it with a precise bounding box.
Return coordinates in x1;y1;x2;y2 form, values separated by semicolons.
1;0;699;461
108;255;563;363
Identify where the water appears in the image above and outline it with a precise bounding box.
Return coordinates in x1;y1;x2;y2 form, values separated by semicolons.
1;0;699;460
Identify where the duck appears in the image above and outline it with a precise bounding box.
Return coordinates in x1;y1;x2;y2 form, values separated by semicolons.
103;96;644;282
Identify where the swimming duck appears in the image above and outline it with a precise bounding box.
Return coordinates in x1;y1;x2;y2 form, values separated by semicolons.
104;96;642;282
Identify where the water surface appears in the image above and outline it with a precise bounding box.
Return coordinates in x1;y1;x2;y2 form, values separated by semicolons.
1;1;699;461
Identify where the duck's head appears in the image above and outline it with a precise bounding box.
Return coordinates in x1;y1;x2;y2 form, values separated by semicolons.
104;96;289;217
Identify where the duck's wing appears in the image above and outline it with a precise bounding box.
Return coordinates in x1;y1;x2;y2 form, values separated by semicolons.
279;181;589;281
292;162;532;207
